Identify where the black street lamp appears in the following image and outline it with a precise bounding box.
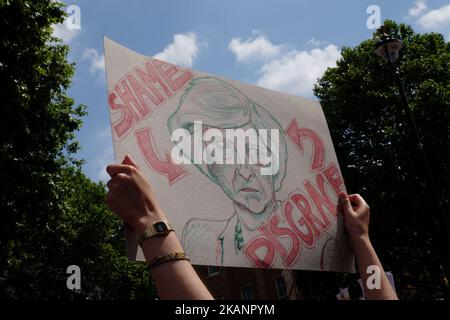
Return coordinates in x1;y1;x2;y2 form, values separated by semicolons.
374;34;440;206
374;38;403;64
374;27;449;278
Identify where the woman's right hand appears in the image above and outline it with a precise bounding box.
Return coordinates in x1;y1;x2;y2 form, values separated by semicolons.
339;191;370;242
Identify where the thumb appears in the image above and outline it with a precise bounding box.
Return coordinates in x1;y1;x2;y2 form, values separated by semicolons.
122;154;139;170
339;191;353;215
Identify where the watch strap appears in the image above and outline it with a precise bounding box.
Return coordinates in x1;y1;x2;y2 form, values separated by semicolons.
138;221;174;246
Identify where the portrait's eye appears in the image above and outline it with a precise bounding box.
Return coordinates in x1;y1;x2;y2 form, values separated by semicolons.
253;144;272;167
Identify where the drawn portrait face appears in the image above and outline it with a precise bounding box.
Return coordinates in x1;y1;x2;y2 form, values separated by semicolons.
168;77;287;218
205;125;276;214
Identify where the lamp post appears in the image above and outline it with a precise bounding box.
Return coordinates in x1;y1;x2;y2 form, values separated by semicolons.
374;28;449;278
374;35;442;208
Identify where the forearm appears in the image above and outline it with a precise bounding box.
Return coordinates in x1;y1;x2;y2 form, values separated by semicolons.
353;236;398;300
141;232;214;300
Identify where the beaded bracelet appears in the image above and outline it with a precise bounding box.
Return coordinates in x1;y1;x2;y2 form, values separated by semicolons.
148;252;190;269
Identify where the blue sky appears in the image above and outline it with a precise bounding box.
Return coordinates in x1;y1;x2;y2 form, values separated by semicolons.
52;0;450;182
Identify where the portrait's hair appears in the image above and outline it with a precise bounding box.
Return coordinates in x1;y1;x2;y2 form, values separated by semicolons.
167;77;287;191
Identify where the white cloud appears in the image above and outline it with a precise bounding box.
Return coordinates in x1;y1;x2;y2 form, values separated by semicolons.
52;23;80;44
228;35;281;62
82;48;105;79
417;3;450;29
228;33;339;97
409;0;428;17
306;38;327;47
257;44;341;97
50;1;81;43
154;32;199;67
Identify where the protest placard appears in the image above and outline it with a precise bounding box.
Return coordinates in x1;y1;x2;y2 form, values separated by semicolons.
104;37;354;272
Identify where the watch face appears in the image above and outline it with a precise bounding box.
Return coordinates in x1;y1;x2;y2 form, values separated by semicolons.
154;222;168;233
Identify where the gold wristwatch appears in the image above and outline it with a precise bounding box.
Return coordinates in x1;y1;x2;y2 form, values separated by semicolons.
138;221;174;246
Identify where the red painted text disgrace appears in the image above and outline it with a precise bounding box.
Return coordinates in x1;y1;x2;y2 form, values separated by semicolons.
243;162;344;269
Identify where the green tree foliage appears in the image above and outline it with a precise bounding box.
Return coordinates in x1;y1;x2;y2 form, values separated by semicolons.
0;0;155;299
303;20;449;299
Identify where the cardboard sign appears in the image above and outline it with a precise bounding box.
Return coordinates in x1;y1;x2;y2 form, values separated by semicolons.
104;37;355;272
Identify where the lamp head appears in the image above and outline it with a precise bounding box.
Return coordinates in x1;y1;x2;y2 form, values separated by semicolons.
375;38;404;64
